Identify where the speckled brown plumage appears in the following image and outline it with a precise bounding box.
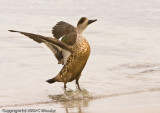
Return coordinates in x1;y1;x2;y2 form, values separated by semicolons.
54;37;90;87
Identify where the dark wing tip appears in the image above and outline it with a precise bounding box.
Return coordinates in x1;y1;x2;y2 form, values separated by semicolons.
9;30;18;32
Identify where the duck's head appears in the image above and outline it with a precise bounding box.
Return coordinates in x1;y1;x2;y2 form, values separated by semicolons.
77;17;97;34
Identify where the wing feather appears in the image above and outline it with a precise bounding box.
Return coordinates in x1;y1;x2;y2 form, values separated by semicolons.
9;30;73;55
52;21;77;46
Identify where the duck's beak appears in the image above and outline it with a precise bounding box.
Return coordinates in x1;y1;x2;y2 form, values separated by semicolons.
88;19;97;25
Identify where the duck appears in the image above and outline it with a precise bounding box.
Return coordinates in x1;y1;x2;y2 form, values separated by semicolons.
9;17;97;91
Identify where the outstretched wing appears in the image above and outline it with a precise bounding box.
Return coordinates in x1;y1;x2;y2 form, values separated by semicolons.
52;21;77;46
9;30;73;63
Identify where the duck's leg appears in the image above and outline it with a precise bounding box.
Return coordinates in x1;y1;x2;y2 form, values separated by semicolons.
76;79;81;91
64;82;67;92
76;73;82;91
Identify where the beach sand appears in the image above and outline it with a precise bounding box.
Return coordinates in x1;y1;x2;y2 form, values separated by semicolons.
1;91;160;113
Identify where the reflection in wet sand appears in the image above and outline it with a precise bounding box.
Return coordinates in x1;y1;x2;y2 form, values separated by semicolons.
60;99;91;113
49;89;94;113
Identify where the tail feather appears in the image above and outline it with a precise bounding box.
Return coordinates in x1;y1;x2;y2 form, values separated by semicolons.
46;78;56;84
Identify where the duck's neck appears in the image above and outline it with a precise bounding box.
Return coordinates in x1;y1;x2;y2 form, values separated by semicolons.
76;24;88;34
76;27;84;35
76;26;87;44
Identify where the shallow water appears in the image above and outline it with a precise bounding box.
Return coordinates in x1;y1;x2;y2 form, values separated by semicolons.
0;0;160;112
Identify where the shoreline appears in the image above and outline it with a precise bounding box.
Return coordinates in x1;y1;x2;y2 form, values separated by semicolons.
1;91;160;113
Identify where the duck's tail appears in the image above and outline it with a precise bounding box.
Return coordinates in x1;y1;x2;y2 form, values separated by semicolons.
46;78;57;84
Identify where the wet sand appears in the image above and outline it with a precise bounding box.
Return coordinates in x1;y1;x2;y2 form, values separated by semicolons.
1;91;160;113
